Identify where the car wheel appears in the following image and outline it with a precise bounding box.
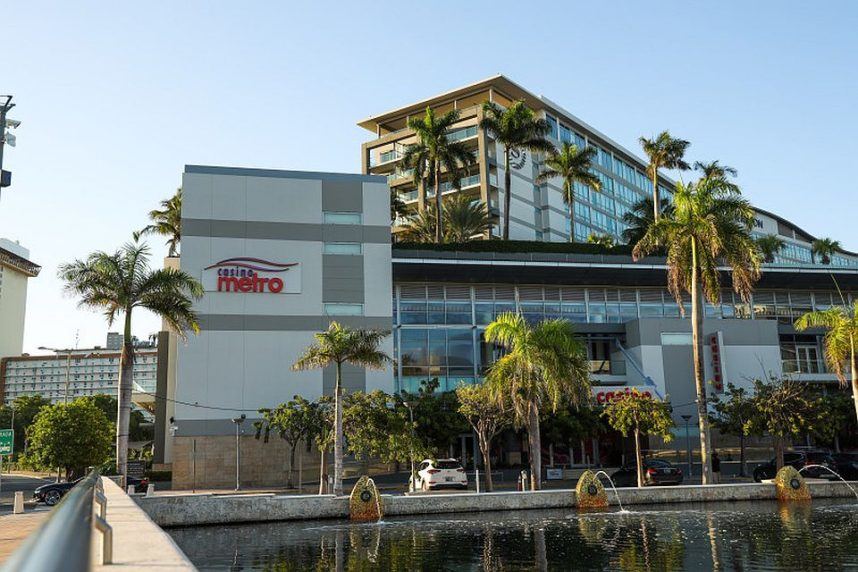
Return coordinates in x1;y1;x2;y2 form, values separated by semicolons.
753;471;763;483
44;490;62;506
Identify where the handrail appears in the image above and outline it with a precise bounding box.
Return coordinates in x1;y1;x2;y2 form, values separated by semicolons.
1;470;111;572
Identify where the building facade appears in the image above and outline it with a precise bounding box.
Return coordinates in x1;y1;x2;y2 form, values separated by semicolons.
0;238;39;361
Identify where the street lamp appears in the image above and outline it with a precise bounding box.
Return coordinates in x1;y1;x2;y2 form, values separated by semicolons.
681;414;693;477
402;400;416;493
0;95;17;201
232;414;246;491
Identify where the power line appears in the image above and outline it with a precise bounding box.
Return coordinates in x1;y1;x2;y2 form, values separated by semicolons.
137;390;259;413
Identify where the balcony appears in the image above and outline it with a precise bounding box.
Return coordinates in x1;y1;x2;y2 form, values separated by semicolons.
589;360;627;376
781;359;827;375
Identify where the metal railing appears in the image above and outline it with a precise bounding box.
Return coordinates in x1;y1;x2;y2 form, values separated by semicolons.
1;470;113;572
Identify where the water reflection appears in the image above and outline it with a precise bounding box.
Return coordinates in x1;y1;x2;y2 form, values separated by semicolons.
169;499;858;571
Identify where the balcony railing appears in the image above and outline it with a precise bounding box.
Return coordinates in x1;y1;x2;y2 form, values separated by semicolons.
589;360;627;376
782;359;828;375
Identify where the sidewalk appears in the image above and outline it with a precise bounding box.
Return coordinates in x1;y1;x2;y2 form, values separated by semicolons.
0;509;50;564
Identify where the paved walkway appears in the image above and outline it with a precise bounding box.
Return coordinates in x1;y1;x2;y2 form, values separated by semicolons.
0;509;50;564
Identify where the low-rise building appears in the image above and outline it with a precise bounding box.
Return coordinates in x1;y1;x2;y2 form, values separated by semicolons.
0;238;39;361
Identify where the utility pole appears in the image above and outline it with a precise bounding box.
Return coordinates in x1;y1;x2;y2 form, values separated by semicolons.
0;96;17;201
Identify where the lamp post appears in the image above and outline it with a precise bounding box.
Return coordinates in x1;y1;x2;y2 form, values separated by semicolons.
681;414;693;477
232;414;246;491
0;95;17;201
402;400;416;493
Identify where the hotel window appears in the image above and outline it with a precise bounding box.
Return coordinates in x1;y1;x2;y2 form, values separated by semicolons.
324;303;363;316
545;114;558;139
559;123;572;144
323;212;362;225
323;242;362;255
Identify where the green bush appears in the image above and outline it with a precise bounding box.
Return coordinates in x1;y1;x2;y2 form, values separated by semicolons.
393;239;636;256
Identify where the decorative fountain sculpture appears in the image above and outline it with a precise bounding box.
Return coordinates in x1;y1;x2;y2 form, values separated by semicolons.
774;466;810;502
576;470;609;509
349;476;384;521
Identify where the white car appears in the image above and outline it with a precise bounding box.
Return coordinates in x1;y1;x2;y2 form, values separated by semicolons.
410;458;468;491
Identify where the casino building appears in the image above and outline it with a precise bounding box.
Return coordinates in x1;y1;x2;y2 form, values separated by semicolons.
160;77;858;488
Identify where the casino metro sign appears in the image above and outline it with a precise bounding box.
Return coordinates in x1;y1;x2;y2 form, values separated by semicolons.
204;257;300;294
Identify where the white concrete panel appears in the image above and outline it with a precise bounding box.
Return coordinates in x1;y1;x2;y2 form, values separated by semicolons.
242;331;324;406
362;182;390;226
546;187;568;212
178;236;211;283
638;345;667;395
240;240;323;315
181;174;213;219
175;334;213;420
202;331;246;417
211;176;247;220
246;177;322;224
209;237;247;265
363;244;393;317
721;346;784;391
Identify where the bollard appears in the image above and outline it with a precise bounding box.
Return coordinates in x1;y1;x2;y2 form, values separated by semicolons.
13;491;24;514
146;483;155;497
475;469;480;494
127;485;135;495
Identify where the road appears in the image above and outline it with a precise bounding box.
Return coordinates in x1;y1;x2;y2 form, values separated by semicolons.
0;474;55;514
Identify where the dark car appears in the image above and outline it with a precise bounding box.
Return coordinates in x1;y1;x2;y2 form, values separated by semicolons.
752;450;835;482
832;452;858;481
609;459;683;487
34;476;149;506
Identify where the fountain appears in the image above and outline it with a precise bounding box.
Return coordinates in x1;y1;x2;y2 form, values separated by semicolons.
349;476;383;522
774;466;810;502
575;470;608;509
592;470;626;512
798;465;858;500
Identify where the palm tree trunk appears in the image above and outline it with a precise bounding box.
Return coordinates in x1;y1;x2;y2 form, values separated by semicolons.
434;164;443;244
651;172;660;223
319;447;328;494
334;361;344;497
691;239;713;485
775;436;784;470
503;149;512;240
116;312;134;484
851;336;858;425
634;427;644;488
528;401;541;491
418;177;427;213
288;443;296;488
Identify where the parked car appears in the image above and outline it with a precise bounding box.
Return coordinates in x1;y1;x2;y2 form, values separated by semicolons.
832;452;858;481
409;459;468;491
609;459;683;487
34;476;149;506
752;450;836;482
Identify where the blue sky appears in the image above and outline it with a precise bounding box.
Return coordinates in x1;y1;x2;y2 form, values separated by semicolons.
2;1;857;353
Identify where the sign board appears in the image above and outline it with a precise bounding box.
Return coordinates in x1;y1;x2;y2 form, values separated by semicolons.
546;468;564;480
0;429;13;455
126;460;146;479
203;257;301;294
593;387;656;404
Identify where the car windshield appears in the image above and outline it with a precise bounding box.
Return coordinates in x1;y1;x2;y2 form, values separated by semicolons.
434;461;461;470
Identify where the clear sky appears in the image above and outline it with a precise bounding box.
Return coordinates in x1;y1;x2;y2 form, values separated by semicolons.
2;1;857;354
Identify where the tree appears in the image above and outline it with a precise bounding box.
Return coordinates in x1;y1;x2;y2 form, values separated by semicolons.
26;400;113;479
811;238;841;265
81;394;151;442
58;240;203;481
693;160;739;192
621;197;674;246
254;396;315;488
709;383;755;476
586;233;615;248
480;101;555;240
540;404;607;465
638;131;690;222
137;188;182;257
535;142;601;242
485;313;590;490
400;196;492;243
633;176;761;484
401;378;468;455
292;322;391;496
308;395;335;494
0;395;51;456
756;234;786;264
745;377;819;470
401;107;474;243
602;389;674;487
390;189;407;223
795;302;858;424
344;390;427;465
456;383;512;492
810;392;856;452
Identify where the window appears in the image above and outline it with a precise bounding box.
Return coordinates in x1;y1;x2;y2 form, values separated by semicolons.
545;114;558;139
323;242;362;255
323;212;362;225
324;303;363;316
661;333;692;346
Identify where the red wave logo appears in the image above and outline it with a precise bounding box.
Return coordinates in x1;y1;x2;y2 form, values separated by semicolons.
204;257;297;273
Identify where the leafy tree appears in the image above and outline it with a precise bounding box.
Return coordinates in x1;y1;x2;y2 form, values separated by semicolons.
254;396;316;488
26;400;113;479
136;188;182;257
307;395;334;494
744;377;819;470
811;237;841;265
59;240;203;481
81;394;151;442
810;392;856;452
638;131;690;221
602;389;674;487
456;383;512;491
756;234;786;264
401;107;474;243
633;175;761;484
344;390;428;465
485;312;590;490
621;197;674;246
400;378;469;455
400;196;492;243
0;395;52;456
535;142;600;242
480;100;555;240
795;303;858;424
586;233;615;248
292;322;391;496
390;189;407;223
709;383;755;476
540;404;607;465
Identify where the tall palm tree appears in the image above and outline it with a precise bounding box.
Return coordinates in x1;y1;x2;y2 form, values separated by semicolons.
621;197;675;246
756;234;786;263
138;188;182;257
484;313;590;491
58;240;203;481
292;322;390;496
639;132;690;222
633;177;761;484
812;238;841;265
536;143;601;242
480;101;556;240
795;304;858;424
401;107;474;243
400;195;492;243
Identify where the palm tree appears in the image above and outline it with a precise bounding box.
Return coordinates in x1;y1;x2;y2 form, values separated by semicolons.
58;240;203;481
484;313;589;491
400;207;437;243
586;233;615;248
633;177;761;484
812;238;841;265
401;107;475;243
639;132;690;222
400;195;492;243
535;142;601;242
137;188;182;257
756;234;786;263
621;197;674;246
480;101;556;240
292;322;390;496
795;304;858;424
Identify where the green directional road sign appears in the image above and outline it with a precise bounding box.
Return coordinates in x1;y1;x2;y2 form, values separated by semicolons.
0;429;13;455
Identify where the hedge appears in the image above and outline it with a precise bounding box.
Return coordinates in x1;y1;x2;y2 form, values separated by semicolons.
393;239;635;256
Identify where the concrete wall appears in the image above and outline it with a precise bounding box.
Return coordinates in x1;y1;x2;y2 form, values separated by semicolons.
0;260;29;360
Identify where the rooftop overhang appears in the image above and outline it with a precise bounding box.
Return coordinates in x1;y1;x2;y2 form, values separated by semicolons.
0;247;40;277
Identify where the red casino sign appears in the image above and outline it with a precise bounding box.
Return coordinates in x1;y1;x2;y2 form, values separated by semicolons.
204;257;300;294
